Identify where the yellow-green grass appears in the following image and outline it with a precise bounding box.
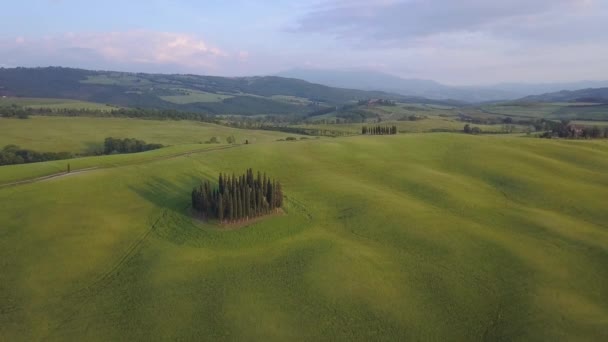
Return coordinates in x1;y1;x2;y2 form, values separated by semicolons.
1;133;607;340
0;97;116;111
161;89;233;104
572;120;608;126
297;117;519;134
0;116;300;153
312;104;458;123
480;102;608;120
480;103;566;118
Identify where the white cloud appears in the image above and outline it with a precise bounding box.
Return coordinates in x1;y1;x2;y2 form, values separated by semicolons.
0;30;234;73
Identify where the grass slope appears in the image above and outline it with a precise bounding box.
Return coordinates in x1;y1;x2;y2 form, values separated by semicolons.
481;102;608;121
295;117;515;135
0;97;116;111
0;133;607;340
0;116;299;153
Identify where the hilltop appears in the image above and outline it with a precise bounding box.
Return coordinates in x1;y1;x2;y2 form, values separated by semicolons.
518;87;608;103
277;68;608;103
0;67;458;115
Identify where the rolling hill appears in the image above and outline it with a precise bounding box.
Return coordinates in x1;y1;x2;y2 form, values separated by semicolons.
0;67;458;115
518;87;608;103
0;123;607;340
277;68;608;103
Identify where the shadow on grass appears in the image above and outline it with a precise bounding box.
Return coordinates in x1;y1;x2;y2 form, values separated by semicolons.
128;173;206;216
82;141;103;155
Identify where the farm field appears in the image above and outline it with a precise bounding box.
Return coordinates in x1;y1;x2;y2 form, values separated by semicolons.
0;116;299;153
1;129;607;341
0;97;116;111
480;102;608;121
160;90;233;104
295;116;522;134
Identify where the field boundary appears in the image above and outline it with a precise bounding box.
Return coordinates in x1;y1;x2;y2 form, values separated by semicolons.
0;145;240;188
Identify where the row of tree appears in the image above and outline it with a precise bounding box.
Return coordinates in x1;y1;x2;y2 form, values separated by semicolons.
362;125;398;135
463;124;482;134
0;106;220;123
540;121;608;139
0;145;72;166
192;169;284;223
103;137;163;155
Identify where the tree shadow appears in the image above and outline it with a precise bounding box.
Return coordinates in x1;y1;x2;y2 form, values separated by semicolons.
128;173;207;215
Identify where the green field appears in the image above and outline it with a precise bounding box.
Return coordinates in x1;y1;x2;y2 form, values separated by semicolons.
161;90;234;104
0;97;116;111
0;116;299;153
1;118;608;340
296;116;523;134
480;102;608;121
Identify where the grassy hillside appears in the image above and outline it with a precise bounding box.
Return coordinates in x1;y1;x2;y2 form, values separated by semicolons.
519;87;608;103
294;117;515;135
0;116;299;153
0;132;607;340
479;102;608;121
0;97;117;111
0;67;458;115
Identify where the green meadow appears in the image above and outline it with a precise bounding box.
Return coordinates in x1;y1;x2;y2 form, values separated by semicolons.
0;116;298;153
296;116;520;134
161;90;233;104
481;102;608;121
0;97;116;111
1;118;608;340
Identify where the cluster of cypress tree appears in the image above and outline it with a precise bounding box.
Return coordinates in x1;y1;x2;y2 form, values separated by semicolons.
191;169;284;223
362;125;398;135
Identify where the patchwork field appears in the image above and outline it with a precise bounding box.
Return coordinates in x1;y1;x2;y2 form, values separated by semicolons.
0;97;116;111
161;90;233;104
0;116;299;153
0;121;607;340
480;102;608;121
295;117;524;135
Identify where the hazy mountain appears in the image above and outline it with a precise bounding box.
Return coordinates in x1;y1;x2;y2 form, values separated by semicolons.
277;68;608;103
518;88;608;103
0;67;458;116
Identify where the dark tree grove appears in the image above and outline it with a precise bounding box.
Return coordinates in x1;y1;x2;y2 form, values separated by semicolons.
362;125;398;135
103;137;163;154
540;120;608;139
192;169;284;223
0;145;72;166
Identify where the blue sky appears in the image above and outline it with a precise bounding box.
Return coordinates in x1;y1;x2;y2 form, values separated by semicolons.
1;0;607;85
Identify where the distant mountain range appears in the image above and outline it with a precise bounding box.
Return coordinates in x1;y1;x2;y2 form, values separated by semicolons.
0;67;459;115
277;68;608;103
519;88;608;103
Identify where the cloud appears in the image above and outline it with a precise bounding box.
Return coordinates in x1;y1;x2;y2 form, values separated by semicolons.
284;0;608;84
294;0;604;46
0;30;237;73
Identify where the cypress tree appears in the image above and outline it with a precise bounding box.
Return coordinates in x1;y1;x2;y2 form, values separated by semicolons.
229;192;234;221
218;193;224;222
192;169;284;222
236;189;242;221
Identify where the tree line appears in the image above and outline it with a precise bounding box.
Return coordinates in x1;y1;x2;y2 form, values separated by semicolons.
540;121;608;139
0;137;164;167
357;99;396;106
362;125;398;135
463;124;482;134
103;137;163;154
0;106;219;123
0;145;72;166
191;169;284;223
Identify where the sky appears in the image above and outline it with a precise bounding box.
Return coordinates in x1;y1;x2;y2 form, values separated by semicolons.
0;0;607;85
